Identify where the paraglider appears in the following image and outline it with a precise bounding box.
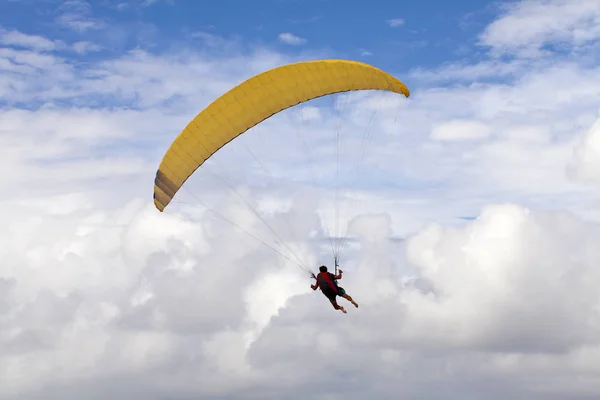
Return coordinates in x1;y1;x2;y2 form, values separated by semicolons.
153;59;409;212
311;265;358;313
152;59;410;305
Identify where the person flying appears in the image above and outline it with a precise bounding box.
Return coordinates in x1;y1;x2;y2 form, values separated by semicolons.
311;265;358;313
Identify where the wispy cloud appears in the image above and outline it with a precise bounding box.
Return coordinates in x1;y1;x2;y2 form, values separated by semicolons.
190;31;241;50
56;13;104;32
386;18;405;27
277;32;307;45
409;59;528;83
56;0;105;32
72;41;102;54
567;117;600;182
0;28;102;57
479;0;600;57
142;0;175;6
0;29;60;52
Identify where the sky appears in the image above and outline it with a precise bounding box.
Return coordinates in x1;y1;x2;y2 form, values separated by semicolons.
3;0;600;398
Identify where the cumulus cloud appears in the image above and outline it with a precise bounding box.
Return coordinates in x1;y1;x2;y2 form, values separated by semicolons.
567;114;600;182
278;32;307;45
403;203;600;352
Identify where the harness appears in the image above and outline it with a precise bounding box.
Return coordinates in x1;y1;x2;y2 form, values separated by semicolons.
318;272;338;293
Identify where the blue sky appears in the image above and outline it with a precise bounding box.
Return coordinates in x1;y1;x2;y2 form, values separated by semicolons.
1;0;499;84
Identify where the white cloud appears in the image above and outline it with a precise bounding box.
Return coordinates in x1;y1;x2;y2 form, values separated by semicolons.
56;0;105;32
479;0;600;57
0;29;101;56
409;59;528;83
56;14;105;32
295;105;321;121
402;202;600;352
567;115;600;182
72;41;102;54
385;18;404;28
431;119;492;141
386;18;405;27
0;29;60;52
277;32;307;45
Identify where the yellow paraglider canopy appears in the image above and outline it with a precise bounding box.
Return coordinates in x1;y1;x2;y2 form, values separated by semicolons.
153;59;410;212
